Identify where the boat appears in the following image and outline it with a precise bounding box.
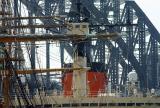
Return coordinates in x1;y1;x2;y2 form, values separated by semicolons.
0;0;160;108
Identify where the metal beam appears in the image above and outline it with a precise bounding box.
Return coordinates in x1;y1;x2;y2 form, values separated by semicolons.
126;1;160;43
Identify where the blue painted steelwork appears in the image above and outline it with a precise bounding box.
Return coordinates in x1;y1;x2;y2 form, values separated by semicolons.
45;0;51;91
29;6;36;96
123;1;159;90
12;0;160;93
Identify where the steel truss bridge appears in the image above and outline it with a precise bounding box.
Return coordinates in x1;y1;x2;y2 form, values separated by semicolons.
1;0;160;93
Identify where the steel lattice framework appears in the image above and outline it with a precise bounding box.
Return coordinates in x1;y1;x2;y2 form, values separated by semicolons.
10;0;160;92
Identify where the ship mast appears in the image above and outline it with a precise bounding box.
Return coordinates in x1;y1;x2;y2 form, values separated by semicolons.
0;0;118;106
72;0;87;97
0;0;12;107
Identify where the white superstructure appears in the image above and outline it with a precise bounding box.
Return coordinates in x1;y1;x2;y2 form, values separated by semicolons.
67;23;89;35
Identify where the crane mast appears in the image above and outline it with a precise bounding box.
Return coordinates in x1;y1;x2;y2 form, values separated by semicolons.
0;0;12;107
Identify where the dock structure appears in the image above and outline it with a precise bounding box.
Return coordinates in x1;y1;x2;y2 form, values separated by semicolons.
12;96;160;107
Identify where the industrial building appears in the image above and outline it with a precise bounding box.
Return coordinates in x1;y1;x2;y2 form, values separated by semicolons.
0;0;160;107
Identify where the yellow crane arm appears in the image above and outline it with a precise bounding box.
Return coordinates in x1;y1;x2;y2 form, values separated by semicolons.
16;67;90;74
0;67;90;76
0;33;119;42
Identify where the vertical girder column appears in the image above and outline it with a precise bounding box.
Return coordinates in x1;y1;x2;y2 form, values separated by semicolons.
45;0;52;91
100;0;107;21
93;0;106;63
126;3;134;53
150;37;158;88
113;0;120;24
99;0;106;64
94;40;105;63
120;4;135;85
138;19;147;89
59;0;65;67
110;47;119;91
125;2;134;82
29;0;36;96
109;0;120;91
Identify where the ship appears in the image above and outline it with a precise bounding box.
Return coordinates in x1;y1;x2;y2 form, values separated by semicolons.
0;0;160;108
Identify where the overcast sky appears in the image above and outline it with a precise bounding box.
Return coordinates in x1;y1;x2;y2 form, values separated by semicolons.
135;0;160;32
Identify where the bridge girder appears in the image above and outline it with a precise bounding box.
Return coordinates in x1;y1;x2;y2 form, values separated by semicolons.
12;0;160;91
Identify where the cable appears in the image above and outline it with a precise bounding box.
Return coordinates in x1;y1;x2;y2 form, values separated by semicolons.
2;44;30;106
13;2;45;105
11;1;37;106
35;47;47;95
25;42;44;105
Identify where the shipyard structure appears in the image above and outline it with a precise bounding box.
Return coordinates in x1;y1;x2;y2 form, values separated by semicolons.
0;0;160;108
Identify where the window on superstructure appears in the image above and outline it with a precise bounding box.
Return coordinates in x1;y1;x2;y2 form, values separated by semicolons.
82;25;87;28
75;25;80;28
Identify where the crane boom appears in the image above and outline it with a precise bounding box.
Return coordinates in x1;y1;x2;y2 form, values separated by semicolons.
0;33;119;42
0;67;90;75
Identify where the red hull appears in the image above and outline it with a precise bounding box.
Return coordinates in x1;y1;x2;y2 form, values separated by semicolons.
62;71;107;97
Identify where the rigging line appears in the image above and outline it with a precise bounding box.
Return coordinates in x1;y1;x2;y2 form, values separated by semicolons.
17;12;41;105
35;47;48;96
13;81;23;108
22;73;34;106
2;44;30;106
17;57;35;106
8;2;40;104
5;79;16;107
25;42;44;105
36;50;61;63
2;74;14;107
12;6;36;106
8;62;30;106
16;45;34;106
33;46;63;64
1;0;32;106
